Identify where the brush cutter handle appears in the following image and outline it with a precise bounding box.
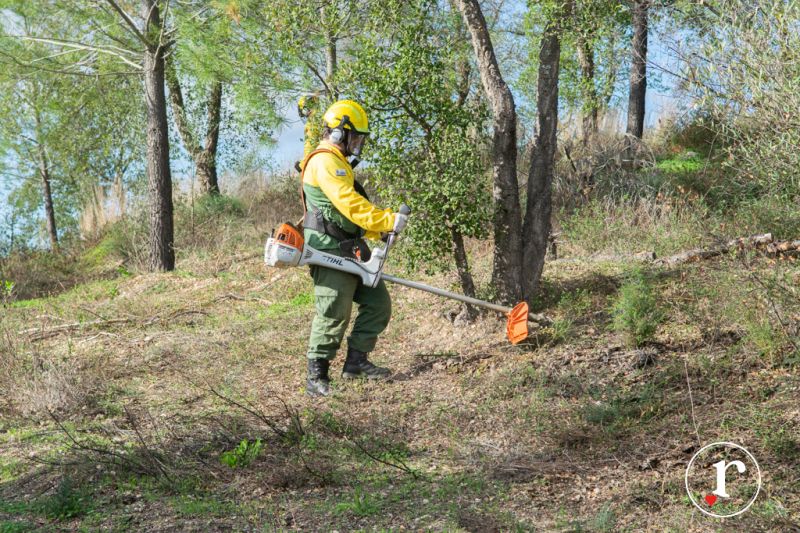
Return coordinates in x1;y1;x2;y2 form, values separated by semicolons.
385;204;411;250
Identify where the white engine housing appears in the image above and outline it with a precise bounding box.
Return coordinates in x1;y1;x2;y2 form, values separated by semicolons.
264;238;302;268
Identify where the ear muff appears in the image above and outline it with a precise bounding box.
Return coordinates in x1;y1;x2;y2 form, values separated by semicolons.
330;126;345;144
329;114;351;144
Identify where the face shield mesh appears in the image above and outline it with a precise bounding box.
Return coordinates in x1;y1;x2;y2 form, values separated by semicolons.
347;131;368;157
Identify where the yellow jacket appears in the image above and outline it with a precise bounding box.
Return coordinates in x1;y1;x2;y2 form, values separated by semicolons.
302;141;396;241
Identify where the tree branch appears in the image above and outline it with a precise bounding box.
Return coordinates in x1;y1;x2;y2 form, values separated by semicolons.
13;36;142;70
164;57;201;157
105;0;150;46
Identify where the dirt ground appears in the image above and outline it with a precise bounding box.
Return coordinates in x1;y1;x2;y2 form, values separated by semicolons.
1;238;799;532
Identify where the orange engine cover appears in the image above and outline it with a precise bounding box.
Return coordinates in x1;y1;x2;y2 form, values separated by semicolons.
274;223;304;250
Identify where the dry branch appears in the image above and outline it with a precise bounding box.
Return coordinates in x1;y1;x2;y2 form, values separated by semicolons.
655;233;775;266
552;233;800;267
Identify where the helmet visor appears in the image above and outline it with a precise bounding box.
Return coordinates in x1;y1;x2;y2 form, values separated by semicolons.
347;132;368;157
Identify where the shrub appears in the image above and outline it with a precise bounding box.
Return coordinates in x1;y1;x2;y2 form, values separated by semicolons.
610;269;664;347
39;478;90;520
219;438;263;468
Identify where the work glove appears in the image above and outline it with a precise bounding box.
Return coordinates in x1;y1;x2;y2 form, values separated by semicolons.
392;211;408;234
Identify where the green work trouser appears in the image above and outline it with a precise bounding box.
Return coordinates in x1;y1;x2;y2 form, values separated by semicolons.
306;257;392;361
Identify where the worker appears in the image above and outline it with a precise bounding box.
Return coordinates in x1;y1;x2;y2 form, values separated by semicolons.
297;92;322;160
298;100;408;397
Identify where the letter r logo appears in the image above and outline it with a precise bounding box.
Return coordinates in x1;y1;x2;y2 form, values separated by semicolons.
685;442;762;518
711;459;746;498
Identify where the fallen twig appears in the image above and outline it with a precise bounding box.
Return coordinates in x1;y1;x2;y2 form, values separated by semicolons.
655;233;775;266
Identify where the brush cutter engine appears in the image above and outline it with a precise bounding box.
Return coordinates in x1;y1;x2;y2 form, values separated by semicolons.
264;222;391;288
264;223;305;268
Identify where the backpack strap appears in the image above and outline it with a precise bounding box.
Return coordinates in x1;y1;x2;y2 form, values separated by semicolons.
297;148;341;223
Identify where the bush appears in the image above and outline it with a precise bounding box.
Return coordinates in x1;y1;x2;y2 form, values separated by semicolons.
40;478;90;520
610;269;664;347
193;194;245;221
219;438;263;468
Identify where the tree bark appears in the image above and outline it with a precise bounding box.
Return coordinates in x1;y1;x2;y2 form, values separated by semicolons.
142;0;174;271
522;22;562;304
626;0;648;141
198;81;222;194
37;142;58;251
456;0;522;305
450;226;477;319
576;35;598;145
326;35;337;99
33;109;58;251
321;5;338;99
165;61;222;195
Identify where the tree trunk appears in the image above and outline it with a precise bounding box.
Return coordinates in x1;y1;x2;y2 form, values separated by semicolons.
450;226;477;319
165;61;222;195
326;35;337;99
321;5;338;99
37;144;58;251
142;0;174;272
456;0;522;305
33;110;58;251
522;23;562;303
576;35;598;145
626;0;648;141
199;80;222;194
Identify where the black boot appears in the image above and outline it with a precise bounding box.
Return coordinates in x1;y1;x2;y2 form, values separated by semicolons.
306;358;331;397
342;347;391;380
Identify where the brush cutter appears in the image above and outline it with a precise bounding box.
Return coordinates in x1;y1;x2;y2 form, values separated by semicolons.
264;205;537;344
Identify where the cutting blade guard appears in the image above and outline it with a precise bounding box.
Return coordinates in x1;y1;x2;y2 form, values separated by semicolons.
507;301;529;344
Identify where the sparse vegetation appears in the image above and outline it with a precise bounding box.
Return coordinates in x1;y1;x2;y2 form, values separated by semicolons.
611;268;664;347
1;0;800;529
219;438;263;469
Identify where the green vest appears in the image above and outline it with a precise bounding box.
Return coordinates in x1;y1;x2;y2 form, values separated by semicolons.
303;184;364;251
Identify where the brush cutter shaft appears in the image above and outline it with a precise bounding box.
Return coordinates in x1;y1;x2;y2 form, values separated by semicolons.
381;274;513;315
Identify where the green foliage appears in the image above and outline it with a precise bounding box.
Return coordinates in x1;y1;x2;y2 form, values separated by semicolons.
39;478;90;520
610;269;663;347
0;2;145;248
0;279;14;305
520;0;629;123
341;1;491;274
193;194;246;220
219;438;263;468
333;486;381;517
583;383;663;431
655;153;705;175
685;0;800;199
549;289;592;343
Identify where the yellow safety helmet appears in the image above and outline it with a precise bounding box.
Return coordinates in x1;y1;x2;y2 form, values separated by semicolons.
322;100;370;157
297;93;319;119
322;100;370;136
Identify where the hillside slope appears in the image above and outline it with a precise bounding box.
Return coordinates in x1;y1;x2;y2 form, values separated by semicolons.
1;220;799;532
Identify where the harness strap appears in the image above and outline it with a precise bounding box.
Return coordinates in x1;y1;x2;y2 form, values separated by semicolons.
297;148;370;243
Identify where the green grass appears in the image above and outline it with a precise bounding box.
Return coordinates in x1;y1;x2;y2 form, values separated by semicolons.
0;478;92;522
582;383;664;433
0;521;36;533
610;268;664;347
171;495;237;518
265;291;313;317
333;486;382;518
